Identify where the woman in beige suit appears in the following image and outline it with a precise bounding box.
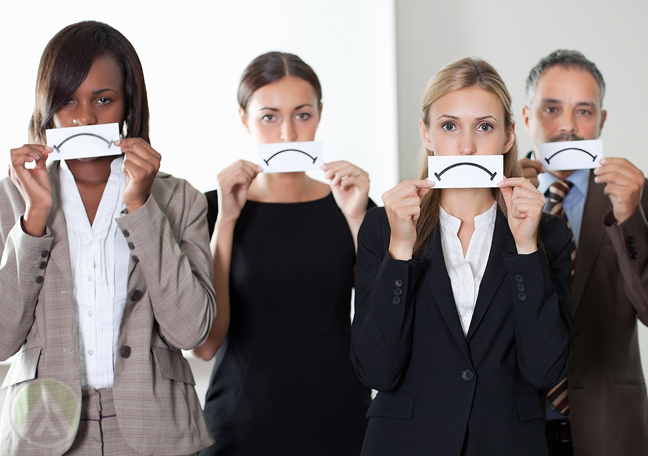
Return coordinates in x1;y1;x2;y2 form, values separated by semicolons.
0;21;215;456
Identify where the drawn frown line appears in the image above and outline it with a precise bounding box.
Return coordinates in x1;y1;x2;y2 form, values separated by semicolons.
544;147;597;164
263;149;318;166
52;133;115;154
433;162;498;181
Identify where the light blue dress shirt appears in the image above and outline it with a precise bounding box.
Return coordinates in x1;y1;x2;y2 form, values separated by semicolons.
538;169;590;248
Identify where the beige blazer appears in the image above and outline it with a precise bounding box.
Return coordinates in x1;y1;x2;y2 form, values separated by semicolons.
0;162;216;455
568;171;648;455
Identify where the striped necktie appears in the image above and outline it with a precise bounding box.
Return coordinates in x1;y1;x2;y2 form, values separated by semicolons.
546;179;575;415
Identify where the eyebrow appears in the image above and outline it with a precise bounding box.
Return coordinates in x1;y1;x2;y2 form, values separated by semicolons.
541;98;597;108
259;103;314;112
436;114;499;122
92;88;118;95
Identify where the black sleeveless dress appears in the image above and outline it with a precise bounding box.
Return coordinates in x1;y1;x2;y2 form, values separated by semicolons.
201;191;372;456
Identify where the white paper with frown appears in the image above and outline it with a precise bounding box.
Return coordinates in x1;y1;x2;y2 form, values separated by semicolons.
538;139;603;171
258;141;323;173
428;155;503;189
46;123;121;161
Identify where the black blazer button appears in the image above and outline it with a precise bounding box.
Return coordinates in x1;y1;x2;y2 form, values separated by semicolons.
392;297;401;305
127;242;135;250
395;279;403;287
461;369;474;381
518;292;527;301
39;261;47;269
120;346;131;358
40;250;49;258
122;229;130;238
129;290;142;302
35;276;44;284
515;274;524;283
394;288;402;296
517;283;525;292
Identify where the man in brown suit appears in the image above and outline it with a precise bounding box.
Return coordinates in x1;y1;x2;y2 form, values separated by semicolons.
521;50;648;456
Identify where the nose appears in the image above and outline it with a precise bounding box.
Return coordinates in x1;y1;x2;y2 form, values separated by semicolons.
72;102;97;127
459;132;477;155
559;111;576;134
280;118;297;142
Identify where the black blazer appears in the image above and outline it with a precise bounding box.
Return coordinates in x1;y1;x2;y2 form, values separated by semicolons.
351;206;573;456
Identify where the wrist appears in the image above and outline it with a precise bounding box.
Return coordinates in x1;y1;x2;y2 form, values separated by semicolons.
515;240;538;255
23;207;50;237
389;236;414;260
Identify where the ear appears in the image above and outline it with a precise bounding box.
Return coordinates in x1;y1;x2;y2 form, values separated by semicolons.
599;109;607;134
239;107;250;133
502;123;516;155
521;105;532;136
419;118;434;153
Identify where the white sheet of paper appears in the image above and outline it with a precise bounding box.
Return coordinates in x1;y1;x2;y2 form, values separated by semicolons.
258;141;323;173
428;155;503;188
46;123;121;161
538;139;603;171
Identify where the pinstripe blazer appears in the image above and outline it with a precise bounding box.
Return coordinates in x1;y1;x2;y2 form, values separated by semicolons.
0;161;216;456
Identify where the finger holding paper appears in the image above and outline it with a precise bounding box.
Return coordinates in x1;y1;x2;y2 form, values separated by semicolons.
322;160;369;220
8;144;53;236
217;160;263;224
118;137;161;212
594;157;645;224
498;177;545;254
383;179;435;260
519;157;546;188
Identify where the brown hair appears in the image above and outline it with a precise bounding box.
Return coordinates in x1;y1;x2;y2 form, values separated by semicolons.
238;52;322;112
413;57;522;256
28;21;149;144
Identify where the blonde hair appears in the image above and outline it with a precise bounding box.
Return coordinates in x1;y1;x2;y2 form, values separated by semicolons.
413;57;522;256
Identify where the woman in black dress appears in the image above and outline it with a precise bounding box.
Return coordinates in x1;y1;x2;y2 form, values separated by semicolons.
193;52;372;455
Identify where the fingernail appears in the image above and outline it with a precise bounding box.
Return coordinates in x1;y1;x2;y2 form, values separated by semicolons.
600;158;606;164
540;166;546;172
114;139;121;145
426;178;435;186
496;180;505;186
44;146;52;151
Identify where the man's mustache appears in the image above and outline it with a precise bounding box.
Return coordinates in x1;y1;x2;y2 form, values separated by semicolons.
549;132;584;142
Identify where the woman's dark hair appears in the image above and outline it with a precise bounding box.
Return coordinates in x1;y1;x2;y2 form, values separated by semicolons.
238;52;322;112
28;21;149;144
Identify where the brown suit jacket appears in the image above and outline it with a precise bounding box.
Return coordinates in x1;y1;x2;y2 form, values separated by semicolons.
569;171;648;455
0;162;216;455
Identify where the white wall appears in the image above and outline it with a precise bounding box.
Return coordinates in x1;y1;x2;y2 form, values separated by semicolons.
396;0;648;376
0;0;398;203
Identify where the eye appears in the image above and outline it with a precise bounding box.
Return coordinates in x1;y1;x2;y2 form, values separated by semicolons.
261;114;276;122
577;109;591;116
295;112;311;120
476;123;493;132
97;97;111;105
441;122;456;131
544;106;558;114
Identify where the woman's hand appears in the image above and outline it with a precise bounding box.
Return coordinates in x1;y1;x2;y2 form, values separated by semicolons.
217;160;262;224
8;145;52;237
382;179;434;260
498;177;545;254
118;138;161;213
322;161;370;220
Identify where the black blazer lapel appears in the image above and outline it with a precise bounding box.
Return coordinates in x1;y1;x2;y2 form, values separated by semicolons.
572;171;609;317
466;209;512;341
423;225;472;362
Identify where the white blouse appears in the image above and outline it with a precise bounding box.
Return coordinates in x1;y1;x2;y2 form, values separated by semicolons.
439;201;497;336
59;156;130;389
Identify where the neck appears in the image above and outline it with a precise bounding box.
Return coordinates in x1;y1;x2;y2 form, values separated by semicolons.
548;169;576;180
64;155;119;186
441;188;495;222
249;172;321;203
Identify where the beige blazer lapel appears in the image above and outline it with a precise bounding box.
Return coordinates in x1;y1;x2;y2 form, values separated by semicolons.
572;171;611;317
46;163;73;290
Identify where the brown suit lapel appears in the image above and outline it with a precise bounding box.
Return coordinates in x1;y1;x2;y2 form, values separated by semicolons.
571;171;611;317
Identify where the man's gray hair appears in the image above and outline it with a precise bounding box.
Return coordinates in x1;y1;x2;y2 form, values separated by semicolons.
525;50;606;106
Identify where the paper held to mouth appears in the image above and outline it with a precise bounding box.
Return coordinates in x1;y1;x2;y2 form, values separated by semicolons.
258;141;323;173
538;139;603;171
427;155;503;188
45;123;121;161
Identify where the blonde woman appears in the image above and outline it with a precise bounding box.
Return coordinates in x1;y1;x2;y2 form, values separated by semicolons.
351;58;572;455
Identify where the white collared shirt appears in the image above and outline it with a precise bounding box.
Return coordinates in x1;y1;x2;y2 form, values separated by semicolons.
59;156;130;389
439;201;497;336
